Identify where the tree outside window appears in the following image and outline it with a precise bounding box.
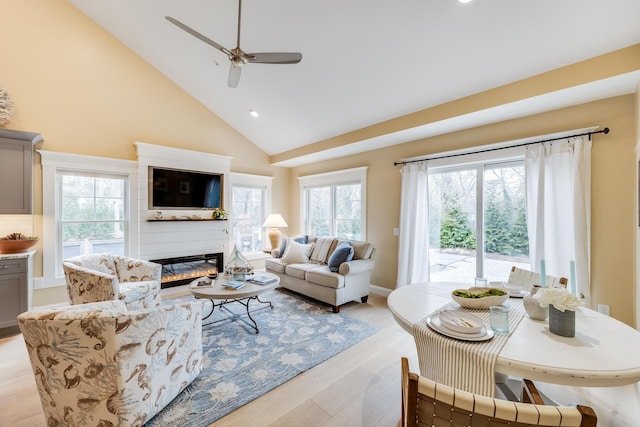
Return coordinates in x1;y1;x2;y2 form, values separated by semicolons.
231;185;265;253
306;183;361;240
59;173;126;259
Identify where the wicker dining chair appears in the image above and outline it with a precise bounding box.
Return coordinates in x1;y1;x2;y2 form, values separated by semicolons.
401;357;597;427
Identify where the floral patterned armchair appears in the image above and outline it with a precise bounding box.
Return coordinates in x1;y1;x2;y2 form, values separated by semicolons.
63;253;162;310
17;299;203;427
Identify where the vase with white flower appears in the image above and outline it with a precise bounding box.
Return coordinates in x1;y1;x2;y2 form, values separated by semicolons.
533;286;580;337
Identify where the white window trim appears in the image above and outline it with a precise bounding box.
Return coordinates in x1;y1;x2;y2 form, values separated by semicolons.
298;166;368;239
39;150;138;288
230;172;273;257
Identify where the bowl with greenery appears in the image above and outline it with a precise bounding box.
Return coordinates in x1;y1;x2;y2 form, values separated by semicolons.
451;286;509;309
0;233;39;254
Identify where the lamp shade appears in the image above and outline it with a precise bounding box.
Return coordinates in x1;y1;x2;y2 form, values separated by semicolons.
263;214;288;228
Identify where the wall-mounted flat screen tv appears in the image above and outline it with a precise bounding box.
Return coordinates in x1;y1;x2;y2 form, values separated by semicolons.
148;166;222;210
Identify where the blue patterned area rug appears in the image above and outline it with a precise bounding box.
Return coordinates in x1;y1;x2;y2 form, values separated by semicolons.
147;288;379;426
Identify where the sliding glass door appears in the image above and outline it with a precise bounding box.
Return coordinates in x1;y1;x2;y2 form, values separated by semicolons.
428;160;529;283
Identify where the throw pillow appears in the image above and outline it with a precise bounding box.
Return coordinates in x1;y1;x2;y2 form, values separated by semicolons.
281;241;314;264
328;241;354;272
277;235;308;258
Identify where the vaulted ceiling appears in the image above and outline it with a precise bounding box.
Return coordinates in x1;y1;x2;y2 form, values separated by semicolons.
67;0;640;166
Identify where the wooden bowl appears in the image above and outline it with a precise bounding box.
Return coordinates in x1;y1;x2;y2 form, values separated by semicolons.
451;287;509;309
0;238;39;254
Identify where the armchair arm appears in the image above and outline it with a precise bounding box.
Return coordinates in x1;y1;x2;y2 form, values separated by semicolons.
338;258;375;275
119;280;161;310
63;262;119;305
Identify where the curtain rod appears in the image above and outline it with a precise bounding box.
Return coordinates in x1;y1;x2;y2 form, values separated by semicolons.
393;127;610;166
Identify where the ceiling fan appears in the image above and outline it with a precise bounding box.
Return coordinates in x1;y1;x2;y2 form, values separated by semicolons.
166;0;302;88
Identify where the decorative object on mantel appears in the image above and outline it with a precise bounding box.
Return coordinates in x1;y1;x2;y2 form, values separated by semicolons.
533;286;580;337
0;232;38;254
0;87;15;127
522;285;548;320
147;214;226;221
211;207;227;219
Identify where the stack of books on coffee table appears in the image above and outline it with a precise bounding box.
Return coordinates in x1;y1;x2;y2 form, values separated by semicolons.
249;275;278;285
224;280;246;290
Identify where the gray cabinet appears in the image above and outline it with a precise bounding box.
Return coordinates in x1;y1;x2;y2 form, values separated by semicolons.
0;255;31;336
0;129;43;214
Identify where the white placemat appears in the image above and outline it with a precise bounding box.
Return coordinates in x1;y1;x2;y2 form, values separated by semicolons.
413;298;526;396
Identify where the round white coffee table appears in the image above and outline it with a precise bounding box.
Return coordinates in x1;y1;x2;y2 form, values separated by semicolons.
189;273;279;333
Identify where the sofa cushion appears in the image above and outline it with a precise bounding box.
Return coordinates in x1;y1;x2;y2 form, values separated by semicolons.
285;263;324;280
281;241;314;264
309;237;335;263
328;241;354;272
277;235;308;258
337;239;374;260
306;266;345;289
265;257;287;274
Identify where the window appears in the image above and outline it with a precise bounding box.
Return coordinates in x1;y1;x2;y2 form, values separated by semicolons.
299;167;367;240
40;151;138;287
428;153;530;283
58;171;127;261
230;173;272;253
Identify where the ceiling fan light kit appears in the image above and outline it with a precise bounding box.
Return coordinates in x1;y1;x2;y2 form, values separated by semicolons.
166;0;302;88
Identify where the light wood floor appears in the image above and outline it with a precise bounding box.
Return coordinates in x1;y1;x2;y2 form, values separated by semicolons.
0;291;418;427
5;289;639;426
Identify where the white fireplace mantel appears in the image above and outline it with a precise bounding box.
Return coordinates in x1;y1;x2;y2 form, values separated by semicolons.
135;142;234;263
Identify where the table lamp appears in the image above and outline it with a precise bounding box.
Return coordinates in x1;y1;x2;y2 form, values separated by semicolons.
263;213;288;250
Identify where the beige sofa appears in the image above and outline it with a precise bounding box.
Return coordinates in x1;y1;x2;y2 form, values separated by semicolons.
265;236;375;313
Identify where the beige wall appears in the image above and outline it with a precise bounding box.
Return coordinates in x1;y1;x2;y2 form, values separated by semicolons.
0;0;289;303
292;95;637;326
635;83;640;329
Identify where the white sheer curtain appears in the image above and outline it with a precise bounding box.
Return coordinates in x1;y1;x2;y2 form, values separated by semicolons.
396;161;430;287
525;135;591;302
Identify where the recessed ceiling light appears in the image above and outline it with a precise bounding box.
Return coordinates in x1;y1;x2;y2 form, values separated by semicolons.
249;109;260;118
459;0;473;3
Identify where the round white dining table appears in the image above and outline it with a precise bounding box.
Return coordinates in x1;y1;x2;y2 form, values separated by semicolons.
388;282;640;387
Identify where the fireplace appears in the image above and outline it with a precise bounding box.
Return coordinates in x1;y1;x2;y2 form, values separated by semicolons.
151;253;223;288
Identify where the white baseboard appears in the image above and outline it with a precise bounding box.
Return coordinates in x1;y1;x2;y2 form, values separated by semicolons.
370;284;392;297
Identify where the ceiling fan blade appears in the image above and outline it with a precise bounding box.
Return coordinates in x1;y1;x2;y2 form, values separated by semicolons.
228;64;242;88
165;16;232;57
246;52;302;64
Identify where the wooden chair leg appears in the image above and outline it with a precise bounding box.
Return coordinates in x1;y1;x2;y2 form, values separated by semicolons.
401;357;417;427
577;405;598;427
522;379;545;405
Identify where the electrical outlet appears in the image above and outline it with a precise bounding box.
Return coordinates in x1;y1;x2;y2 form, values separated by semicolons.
597;304;610;316
393;228;400;236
